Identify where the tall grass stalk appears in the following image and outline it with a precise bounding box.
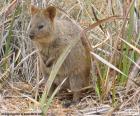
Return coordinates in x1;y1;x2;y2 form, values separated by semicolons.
120;2;135;85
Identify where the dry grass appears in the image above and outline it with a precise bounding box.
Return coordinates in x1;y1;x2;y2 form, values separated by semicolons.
0;0;140;115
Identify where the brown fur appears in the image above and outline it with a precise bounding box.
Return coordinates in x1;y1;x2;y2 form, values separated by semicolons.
29;5;91;102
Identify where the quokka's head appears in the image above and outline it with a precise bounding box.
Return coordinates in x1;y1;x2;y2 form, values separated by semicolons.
29;5;56;44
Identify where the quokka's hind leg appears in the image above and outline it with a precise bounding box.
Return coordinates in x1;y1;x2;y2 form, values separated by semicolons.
69;74;87;102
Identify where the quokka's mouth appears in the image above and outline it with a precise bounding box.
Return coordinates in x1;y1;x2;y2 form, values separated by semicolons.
29;35;35;40
29;32;35;40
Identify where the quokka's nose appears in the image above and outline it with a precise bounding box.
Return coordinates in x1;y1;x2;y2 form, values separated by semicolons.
29;32;35;39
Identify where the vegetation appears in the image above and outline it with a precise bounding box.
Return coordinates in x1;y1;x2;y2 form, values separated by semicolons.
0;0;140;115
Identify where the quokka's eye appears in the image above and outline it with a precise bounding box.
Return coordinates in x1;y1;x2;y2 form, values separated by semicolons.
38;24;44;29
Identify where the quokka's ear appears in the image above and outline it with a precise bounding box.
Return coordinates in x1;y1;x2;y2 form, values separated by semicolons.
30;5;38;15
44;6;56;21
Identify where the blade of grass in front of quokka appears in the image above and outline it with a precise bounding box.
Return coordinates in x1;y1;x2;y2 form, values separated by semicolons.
120;3;135;85
42;78;67;116
40;38;79;114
